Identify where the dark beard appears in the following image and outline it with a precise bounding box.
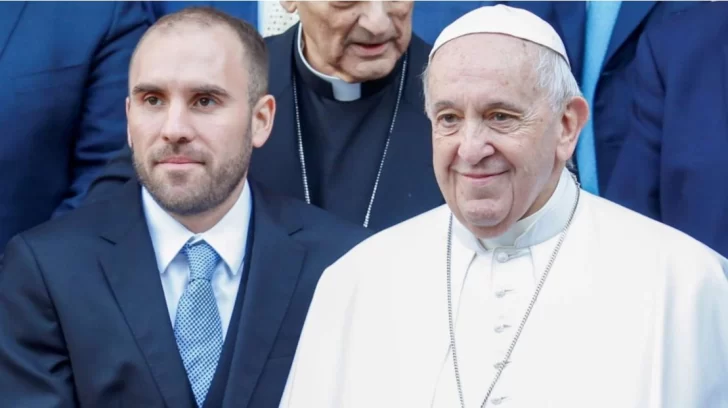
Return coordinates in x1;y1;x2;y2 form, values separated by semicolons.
133;128;252;217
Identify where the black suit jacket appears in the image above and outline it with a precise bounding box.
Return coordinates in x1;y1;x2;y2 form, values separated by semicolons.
84;26;443;232
0;180;371;407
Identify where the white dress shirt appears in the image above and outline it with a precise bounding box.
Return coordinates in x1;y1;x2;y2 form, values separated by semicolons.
142;181;252;339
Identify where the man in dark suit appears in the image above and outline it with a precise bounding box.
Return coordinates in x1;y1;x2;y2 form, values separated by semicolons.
0;8;370;408
85;1;443;232
0;2;150;255
606;3;728;258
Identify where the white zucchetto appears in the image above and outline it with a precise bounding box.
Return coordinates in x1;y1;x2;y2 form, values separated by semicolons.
430;4;570;67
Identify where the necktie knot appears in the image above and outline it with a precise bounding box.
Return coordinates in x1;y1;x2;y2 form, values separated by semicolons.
183;241;220;282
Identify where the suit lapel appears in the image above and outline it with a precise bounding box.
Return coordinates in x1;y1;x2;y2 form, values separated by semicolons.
222;185;306;408
604;1;656;68
0;2;26;62
98;182;195;408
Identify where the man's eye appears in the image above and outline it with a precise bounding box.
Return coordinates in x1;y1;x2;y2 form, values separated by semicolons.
439;114;459;124
491;112;511;121
197;97;216;107
441;113;457;123
145;96;161;106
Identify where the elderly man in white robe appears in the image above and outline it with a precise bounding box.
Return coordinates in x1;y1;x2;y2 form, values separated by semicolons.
278;5;728;408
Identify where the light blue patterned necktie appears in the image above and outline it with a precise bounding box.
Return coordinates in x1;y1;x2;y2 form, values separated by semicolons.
578;0;622;195
174;240;224;407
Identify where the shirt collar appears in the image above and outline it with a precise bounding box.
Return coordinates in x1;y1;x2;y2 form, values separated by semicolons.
142;180;252;276
453;168;579;253
297;24;362;102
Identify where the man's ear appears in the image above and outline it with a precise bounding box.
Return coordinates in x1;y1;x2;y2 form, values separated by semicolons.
280;1;298;13
251;95;276;149
556;95;589;164
126;97;133;149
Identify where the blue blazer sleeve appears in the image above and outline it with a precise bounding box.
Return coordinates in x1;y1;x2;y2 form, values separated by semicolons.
52;2;149;217
604;30;663;221
0;235;77;407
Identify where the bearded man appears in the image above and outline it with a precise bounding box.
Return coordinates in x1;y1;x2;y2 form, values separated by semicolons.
0;8;369;408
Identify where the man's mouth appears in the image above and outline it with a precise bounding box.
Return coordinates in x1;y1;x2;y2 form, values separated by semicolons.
157;156;203;166
352;42;389;57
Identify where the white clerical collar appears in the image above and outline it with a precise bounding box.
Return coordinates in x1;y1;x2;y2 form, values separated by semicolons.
453;168;579;253
297;24;362;102
142;179;252;277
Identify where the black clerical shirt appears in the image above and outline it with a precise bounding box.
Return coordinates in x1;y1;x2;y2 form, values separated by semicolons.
292;34;406;225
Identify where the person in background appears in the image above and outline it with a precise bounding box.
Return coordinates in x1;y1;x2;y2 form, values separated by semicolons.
279;6;728;408
0;8;369;407
606;3;728;258
86;1;443;232
0;2;149;258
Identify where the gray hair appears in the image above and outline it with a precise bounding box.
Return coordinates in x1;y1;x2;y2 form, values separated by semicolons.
534;46;582;111
534;47;582;172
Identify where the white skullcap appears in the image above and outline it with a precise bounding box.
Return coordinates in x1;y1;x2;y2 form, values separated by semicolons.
429;4;570;67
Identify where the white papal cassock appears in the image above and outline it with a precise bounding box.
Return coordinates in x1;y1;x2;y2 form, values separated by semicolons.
279;169;728;408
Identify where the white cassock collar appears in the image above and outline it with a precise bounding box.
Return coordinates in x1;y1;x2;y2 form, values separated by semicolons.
297;24;362;102
452;168;579;254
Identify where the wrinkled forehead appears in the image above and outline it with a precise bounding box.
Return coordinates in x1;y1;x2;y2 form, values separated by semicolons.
427;34;543;107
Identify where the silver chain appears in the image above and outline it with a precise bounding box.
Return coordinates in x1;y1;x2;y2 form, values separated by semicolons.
292;54;408;228
446;174;581;408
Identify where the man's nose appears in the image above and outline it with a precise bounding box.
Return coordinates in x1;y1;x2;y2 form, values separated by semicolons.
457;122;496;166
160;103;195;144
358;2;391;37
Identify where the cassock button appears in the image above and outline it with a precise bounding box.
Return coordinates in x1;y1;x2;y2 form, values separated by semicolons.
495;289;512;298
496;252;509;263
494;324;511;334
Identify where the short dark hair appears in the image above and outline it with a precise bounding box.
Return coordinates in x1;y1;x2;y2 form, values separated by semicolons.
131;6;269;102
